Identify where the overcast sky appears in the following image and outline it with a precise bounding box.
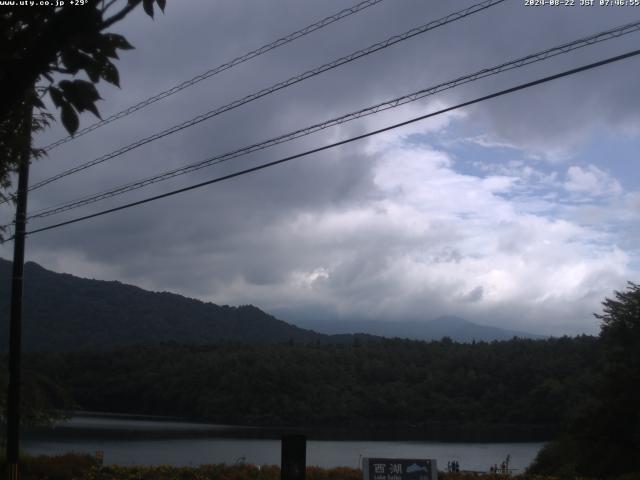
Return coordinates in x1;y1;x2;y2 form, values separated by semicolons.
2;0;640;335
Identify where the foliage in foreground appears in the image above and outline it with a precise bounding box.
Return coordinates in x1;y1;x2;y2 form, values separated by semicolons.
1;454;635;480
528;283;640;478
0;0;166;242
0;456;361;480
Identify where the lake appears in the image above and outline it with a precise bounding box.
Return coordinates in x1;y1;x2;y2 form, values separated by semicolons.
24;414;545;473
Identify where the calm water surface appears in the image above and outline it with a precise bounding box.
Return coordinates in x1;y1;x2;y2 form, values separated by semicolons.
24;415;544;473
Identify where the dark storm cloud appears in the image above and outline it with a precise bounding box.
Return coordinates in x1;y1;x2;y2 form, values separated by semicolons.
2;0;639;334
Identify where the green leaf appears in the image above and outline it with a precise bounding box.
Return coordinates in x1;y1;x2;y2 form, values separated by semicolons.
156;0;166;12
96;33;119;59
60;50;82;74
58;80;102;119
102;33;134;51
80;54;103;83
100;61;120;88
49;87;64;108
84;102;101;118
60;49;104;83
143;0;154;18
87;51;111;81
32;97;45;110
59;80;101;103
84;62;101;83
60;103;79;135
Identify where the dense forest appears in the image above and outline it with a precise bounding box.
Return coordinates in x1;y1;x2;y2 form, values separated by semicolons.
14;335;598;441
1;258;637;477
527;283;640;478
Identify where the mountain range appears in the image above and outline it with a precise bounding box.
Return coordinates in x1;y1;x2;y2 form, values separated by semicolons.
291;315;542;342
0;258;539;351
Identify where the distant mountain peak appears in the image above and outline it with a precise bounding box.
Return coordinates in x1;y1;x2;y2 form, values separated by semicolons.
0;258;540;350
429;315;469;327
289;315;541;342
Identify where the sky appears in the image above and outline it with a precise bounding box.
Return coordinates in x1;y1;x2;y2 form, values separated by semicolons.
2;0;640;336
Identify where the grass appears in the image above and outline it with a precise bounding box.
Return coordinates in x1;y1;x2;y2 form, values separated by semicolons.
0;454;637;480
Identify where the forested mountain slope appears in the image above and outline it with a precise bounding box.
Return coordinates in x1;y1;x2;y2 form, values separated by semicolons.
0;258;362;351
1;259;536;351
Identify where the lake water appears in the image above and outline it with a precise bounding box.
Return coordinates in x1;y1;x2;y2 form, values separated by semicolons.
24;414;545;473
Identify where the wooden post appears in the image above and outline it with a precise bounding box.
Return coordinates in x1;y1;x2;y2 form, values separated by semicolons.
281;434;306;480
5;100;32;480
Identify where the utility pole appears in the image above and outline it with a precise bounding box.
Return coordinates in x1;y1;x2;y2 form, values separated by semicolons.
6;100;32;480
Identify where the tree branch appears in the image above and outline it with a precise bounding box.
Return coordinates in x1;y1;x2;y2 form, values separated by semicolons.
101;0;120;14
50;66;73;74
102;1;141;29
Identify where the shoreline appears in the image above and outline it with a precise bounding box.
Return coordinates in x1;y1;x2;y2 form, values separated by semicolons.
37;411;555;443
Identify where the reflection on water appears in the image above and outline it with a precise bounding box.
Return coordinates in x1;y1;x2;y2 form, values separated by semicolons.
60;414;246;432
24;415;544;472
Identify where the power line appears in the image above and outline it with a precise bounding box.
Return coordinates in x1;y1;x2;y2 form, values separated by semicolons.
24;19;640;221
19;48;640;238
41;0;387;152
25;0;505;194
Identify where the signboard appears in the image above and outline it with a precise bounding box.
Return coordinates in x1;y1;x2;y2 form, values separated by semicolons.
363;458;437;480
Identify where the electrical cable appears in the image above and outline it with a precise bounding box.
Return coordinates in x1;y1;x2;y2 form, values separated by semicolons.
41;0;387;152
24;19;640;220
17;48;640;239
25;0;506;194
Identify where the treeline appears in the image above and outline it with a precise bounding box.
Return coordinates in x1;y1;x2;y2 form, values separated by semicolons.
21;336;599;440
527;283;640;478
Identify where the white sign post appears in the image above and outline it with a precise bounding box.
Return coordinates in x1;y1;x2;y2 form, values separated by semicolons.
362;458;437;480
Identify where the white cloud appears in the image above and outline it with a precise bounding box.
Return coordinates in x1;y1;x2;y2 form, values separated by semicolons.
194;143;636;334
564;165;622;197
361;99;466;155
466;135;521;151
5;1;639;339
